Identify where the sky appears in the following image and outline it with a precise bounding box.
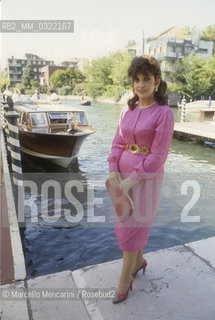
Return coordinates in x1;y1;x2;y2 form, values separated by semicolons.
0;0;215;68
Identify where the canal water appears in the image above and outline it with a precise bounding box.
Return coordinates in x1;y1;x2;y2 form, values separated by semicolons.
22;100;215;279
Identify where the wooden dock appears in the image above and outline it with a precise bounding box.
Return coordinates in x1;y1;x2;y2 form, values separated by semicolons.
174;121;215;144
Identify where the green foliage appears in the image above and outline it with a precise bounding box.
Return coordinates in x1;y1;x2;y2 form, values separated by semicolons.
0;71;9;91
19;64;46;94
109;51;131;87
16;83;26;94
49;68;85;92
85;51;132;101
85;79;105;100
58;86;73;96
73;68;85;83
201;25;215;54
39;84;48;94
73;83;86;96
184;25;197;36
21;64;35;89
50;69;70;88
126;40;137;48
105;85;127;102
169;58;189;84
169;53;215;99
16;79;47;95
30;80;41;94
85;56;113;99
167;82;180;93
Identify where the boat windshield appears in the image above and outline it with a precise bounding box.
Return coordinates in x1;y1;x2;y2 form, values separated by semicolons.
74;112;88;125
48;112;88;125
48;112;68;124
30;113;48;127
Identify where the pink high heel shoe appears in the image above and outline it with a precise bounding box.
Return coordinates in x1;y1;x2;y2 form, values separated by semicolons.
132;259;147;279
112;278;134;304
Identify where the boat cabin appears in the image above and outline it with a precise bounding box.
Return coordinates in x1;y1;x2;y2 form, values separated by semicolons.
16;104;91;134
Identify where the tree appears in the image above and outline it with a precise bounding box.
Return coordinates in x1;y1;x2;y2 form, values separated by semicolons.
184;25;197;36
169;58;189;84
0;70;9;91
84;50;133;101
126;40;137;48
109;51;131;87
73;69;85;83
50;69;69;88
107;51;132;101
49;68;85;92
201;25;215;54
85;56;113;99
21;63;35;89
168;53;215;99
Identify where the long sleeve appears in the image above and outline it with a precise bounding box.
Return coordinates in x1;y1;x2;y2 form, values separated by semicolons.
107;111;126;172
130;107;175;182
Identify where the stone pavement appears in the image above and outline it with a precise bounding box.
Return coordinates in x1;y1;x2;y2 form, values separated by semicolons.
1;236;215;320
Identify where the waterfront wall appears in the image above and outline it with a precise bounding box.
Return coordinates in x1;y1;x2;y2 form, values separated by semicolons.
0;131;26;284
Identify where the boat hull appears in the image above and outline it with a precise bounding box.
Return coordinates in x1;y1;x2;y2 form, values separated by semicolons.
20;146;78;168
81;101;91;106
19;131;92;168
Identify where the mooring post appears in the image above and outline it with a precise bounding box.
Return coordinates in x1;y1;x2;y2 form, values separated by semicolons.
208;96;211;109
181;96;186;123
1;101;11;154
5;97;25;226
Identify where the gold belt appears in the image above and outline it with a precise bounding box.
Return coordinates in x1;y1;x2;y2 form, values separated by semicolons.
126;144;149;155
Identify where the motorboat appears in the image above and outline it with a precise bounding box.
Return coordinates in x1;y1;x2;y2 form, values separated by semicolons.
14;102;96;168
81;100;91;106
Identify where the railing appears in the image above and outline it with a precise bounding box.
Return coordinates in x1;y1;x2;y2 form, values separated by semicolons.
166;52;177;58
8;63;21;67
11;79;22;82
9;71;22;75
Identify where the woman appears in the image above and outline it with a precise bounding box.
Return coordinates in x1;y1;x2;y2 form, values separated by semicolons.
12;87;21;102
107;55;174;304
47;89;59;101
3;84;13;100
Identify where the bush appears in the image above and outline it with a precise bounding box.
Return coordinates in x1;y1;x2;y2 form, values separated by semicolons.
105;85;126;102
16;83;26;94
39;85;48;94
57;86;73;96
73;83;86;96
25;88;35;95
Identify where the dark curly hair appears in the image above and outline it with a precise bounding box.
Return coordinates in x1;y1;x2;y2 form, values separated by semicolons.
127;55;168;110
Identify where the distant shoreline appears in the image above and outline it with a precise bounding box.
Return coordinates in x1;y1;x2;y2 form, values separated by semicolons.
59;94;122;105
59;91;133;106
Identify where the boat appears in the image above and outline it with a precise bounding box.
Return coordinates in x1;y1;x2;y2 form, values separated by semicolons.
81;100;91;106
13;101;96;168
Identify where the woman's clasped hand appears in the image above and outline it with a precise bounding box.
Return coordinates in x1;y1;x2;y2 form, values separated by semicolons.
108;171;136;197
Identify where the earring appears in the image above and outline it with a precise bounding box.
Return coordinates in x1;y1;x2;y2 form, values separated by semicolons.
155;87;158;92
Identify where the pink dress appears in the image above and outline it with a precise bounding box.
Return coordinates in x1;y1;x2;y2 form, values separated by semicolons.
107;102;175;252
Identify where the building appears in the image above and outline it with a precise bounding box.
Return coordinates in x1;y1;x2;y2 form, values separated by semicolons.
61;57;92;73
60;58;79;69
144;26;213;75
126;44;142;58
40;65;75;86
78;58;91;73
7;53;54;86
